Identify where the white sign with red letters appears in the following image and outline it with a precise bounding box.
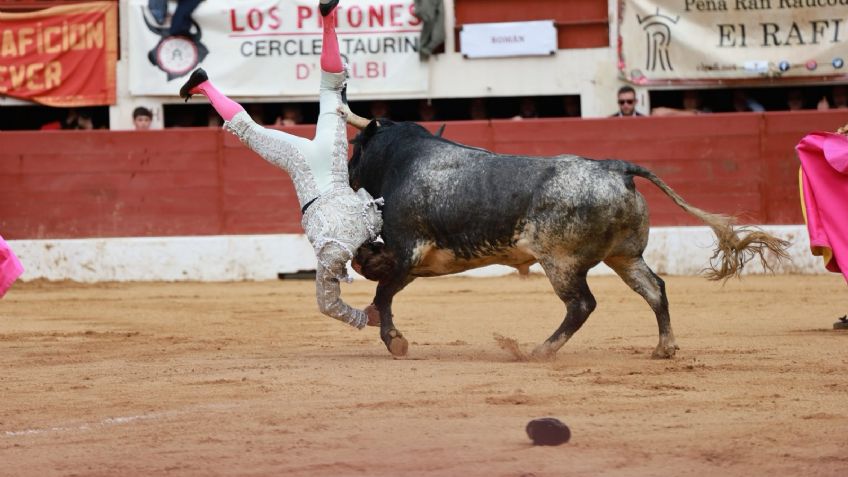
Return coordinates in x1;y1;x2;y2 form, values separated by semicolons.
129;0;427;97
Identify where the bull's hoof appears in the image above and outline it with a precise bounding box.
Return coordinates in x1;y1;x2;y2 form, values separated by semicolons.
651;343;679;359
530;343;555;359
386;329;408;357
365;304;381;327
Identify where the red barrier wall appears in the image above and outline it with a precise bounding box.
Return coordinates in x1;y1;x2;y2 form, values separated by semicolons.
2;111;847;240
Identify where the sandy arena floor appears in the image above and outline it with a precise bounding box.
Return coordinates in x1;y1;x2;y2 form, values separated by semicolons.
1;274;846;476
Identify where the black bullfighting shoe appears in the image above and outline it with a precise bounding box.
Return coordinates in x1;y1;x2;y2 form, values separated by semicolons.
835;315;848;330
179;68;208;102
319;0;339;17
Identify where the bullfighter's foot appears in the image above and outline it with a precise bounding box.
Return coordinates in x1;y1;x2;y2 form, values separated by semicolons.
179;68;208;102
835;315;848;330
319;0;339;16
386;329;408;357
365;304;381;327
651;342;679;359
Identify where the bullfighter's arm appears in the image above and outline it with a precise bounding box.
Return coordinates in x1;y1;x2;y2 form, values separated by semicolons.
314;244;368;329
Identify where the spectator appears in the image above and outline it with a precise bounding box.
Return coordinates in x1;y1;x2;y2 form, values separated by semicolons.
63;109;95;130
786;89;806;111
40;120;62;130
417;99;438;122
246;103;265;124
468;98;488;120
512;97;539;120
369;100;391;119
274;104;303;126
207;108;223;128
132;107;153;130
817;85;848;110
732;90;765;113
652;90;710;116
563;96;581;117
611;86;643;117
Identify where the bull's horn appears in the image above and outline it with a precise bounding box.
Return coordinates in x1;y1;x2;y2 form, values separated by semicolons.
339;103;372;130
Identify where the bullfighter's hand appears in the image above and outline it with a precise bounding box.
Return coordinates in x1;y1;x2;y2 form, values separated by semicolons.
365;304;381;327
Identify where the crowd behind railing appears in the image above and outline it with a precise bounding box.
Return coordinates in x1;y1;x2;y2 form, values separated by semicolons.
2;84;846;132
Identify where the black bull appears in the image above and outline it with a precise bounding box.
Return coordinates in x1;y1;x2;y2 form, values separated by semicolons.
348;120;788;359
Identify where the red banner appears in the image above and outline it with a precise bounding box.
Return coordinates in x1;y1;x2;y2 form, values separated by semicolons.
0;2;117;106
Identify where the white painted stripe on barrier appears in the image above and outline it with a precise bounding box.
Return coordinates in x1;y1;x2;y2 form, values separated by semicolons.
9;225;823;282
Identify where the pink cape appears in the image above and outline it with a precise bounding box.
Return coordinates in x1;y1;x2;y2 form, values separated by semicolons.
0;234;24;298
796;132;848;284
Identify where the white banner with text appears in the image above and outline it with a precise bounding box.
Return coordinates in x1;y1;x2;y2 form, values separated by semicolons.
618;0;848;84
460;20;557;58
129;0;427;97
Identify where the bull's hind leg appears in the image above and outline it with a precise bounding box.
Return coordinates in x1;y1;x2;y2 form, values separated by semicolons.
532;259;598;358
605;256;678;359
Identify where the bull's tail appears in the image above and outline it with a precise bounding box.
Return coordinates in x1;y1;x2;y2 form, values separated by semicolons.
619;161;790;281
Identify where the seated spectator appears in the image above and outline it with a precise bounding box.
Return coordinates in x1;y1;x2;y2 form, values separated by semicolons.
817;85;848;110
786;89;806;111
732;90;765;113
246;103;266;124
274;104;303;126
417;99;438;122
369;100;391;119
512;97;539;120
652;90;710;116
563;96;581;117
62;109;95;130
133;106;153;130
611;86;643;117
40;120;62;130
207;108;223;128
468;98;488;120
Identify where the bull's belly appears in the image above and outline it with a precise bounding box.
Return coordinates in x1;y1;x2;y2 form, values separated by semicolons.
409;242;538;277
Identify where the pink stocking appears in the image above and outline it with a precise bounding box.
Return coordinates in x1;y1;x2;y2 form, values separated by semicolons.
196;80;244;122
320;9;343;73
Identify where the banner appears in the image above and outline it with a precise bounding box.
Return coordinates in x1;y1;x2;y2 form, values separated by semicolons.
129;0;428;97
0;2;117;106
618;0;848;84
460;20;557;59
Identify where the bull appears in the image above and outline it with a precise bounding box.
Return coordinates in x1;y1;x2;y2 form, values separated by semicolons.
343;114;789;359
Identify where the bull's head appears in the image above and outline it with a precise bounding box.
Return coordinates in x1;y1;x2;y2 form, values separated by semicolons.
344;104;447;195
349;118;390;191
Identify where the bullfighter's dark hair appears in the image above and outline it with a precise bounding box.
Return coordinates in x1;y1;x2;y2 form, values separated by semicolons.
353;241;397;282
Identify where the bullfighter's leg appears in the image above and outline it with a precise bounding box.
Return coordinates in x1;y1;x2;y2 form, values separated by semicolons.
372;274;416;357
307;2;349;193
605;256;677;359
533;258;598;357
314;243;368;329
179;69;244;121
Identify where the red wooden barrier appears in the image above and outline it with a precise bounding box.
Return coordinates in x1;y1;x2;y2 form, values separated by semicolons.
2;111;847;240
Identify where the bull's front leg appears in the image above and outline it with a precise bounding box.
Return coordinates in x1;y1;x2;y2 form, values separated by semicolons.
373;275;416;357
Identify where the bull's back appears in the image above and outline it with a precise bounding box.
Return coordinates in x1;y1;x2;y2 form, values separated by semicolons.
382;146;646;273
385;147;557;250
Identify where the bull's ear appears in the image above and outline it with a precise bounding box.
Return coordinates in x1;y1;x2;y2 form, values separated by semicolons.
435;123;446;137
